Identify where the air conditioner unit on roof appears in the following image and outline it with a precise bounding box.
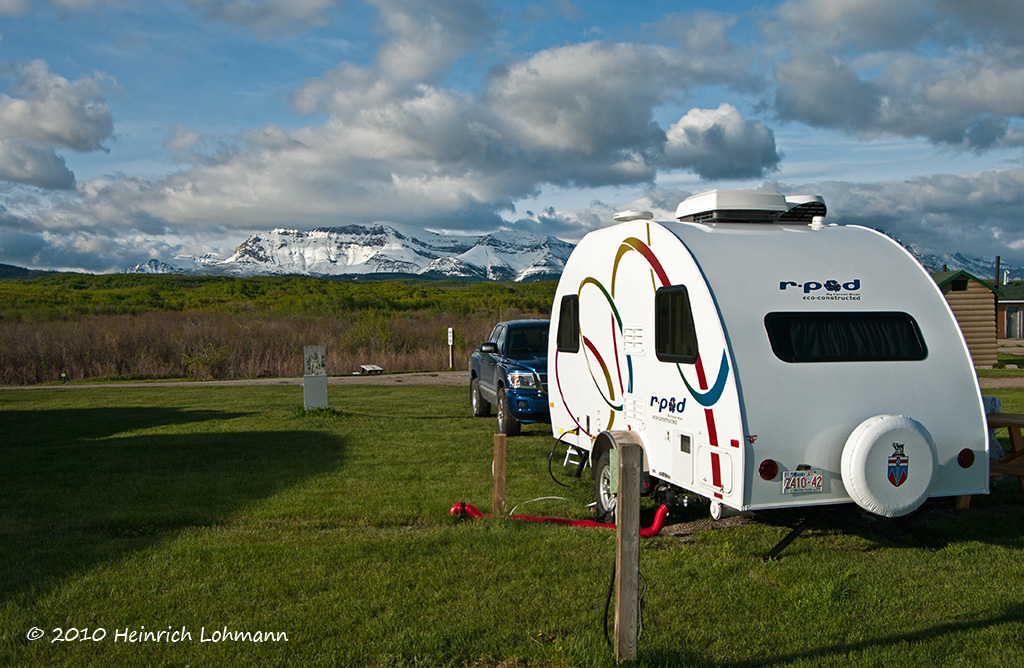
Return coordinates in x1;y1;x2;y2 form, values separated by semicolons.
675;189;826;224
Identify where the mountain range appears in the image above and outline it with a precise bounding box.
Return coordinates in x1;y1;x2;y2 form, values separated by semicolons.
126;223;574;282
911;251;1024;282
123;222;1024;283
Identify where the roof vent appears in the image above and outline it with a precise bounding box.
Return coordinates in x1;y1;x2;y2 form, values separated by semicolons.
613;210;654;222
675;190;826;225
779;195;827;222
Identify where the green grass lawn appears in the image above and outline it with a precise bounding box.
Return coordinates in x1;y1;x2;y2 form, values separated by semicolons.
2;384;1024;667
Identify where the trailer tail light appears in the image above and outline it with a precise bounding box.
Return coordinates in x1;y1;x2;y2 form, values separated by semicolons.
758;459;779;480
957;448;975;468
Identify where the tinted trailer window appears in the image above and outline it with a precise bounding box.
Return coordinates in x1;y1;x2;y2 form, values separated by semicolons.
765;312;928;363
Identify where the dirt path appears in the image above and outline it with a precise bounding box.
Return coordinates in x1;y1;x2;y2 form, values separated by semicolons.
7;370;1024;391
979;377;1024;389
1;370;470;390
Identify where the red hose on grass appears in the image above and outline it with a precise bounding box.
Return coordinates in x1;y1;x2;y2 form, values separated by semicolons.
449;501;669;538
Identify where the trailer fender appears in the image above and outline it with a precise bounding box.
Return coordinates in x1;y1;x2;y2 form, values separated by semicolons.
840;415;937;518
591;430;648;480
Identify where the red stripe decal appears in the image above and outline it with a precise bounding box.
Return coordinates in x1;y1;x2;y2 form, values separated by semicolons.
705;408;718;446
731;438;740;449
582;334;606;370
694;354;709;390
711;451;722;489
625;238;671;287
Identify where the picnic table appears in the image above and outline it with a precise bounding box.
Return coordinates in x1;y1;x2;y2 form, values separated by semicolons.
956;412;1024;509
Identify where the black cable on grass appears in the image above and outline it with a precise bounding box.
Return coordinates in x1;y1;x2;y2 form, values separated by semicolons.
548;429;581;487
603;558;615;647
602;554;649;649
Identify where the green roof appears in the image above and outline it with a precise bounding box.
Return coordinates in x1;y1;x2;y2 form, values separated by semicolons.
931;270;1003;297
996;281;1024;302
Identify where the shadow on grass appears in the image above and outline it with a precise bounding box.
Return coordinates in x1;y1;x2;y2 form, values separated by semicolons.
697;601;1024;668
656;486;1024;561
1;406;244;442
740;499;1024;560
0;406;344;604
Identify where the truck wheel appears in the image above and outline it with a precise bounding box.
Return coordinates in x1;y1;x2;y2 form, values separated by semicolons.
496;388;521;436
594;450;616;522
470;377;490;417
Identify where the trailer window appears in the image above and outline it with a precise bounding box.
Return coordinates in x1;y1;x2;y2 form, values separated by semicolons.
655;286;698;364
764;312;927;363
557;295;580;353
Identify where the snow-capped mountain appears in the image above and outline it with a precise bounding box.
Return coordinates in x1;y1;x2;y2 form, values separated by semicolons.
912;251;1024;282
123;221;1019;284
126;223;575;282
125;259;182;274
173;253;224;270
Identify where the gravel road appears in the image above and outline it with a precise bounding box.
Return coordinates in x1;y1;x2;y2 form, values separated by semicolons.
5;369;1024;390
2;370;470;390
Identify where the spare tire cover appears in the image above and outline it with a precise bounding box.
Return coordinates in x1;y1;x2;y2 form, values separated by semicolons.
840;415;937;517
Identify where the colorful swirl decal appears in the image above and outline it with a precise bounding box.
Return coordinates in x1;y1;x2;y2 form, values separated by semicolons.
558;228;730;437
679;351;730;407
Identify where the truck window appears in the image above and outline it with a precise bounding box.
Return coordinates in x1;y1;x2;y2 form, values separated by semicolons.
655;286;698;364
557;295;580;353
764;312;928;363
508;325;548;355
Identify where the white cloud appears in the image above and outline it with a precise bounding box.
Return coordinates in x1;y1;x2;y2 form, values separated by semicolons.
486;42;675;157
0;138;75;189
0;60;115;190
370;0;496;83
0;60;115;152
790;168;1024;260
664;104;781;180
125;39;779;236
766;1;1024;150
771;0;935;50
773;52;882;132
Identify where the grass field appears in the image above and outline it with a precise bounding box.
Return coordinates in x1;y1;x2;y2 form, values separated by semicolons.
3;384;1024;667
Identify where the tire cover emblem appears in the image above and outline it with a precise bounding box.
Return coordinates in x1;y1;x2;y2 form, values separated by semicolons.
887;442;908;488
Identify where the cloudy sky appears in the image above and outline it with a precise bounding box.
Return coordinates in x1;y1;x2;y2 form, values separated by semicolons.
2;0;1024;272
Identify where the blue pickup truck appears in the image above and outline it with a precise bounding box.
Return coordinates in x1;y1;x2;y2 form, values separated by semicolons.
469;319;550;435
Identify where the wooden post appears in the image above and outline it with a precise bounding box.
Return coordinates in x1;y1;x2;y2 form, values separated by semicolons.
492;433;506;516
614;442;642;664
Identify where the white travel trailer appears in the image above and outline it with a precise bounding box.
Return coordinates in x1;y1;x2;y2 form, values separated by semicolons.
548;189;988;520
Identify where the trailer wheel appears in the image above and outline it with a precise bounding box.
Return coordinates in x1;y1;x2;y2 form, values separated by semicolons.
496;387;521;436
470;377;490;417
594;450;616;522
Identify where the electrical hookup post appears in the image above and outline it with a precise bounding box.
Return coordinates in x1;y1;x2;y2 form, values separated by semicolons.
448;327;454;370
303;345;328;410
615;443;642;664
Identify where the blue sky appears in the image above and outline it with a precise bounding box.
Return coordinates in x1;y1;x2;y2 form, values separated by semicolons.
2;0;1024;272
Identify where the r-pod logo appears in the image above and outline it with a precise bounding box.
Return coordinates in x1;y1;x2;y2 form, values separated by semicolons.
779;279;860;294
650;395;686;414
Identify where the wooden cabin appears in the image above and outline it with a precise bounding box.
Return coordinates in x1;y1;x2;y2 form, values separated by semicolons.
996;281;1024;339
932;271;998;368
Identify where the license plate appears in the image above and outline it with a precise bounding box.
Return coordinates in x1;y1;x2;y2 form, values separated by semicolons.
782;470;823;494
